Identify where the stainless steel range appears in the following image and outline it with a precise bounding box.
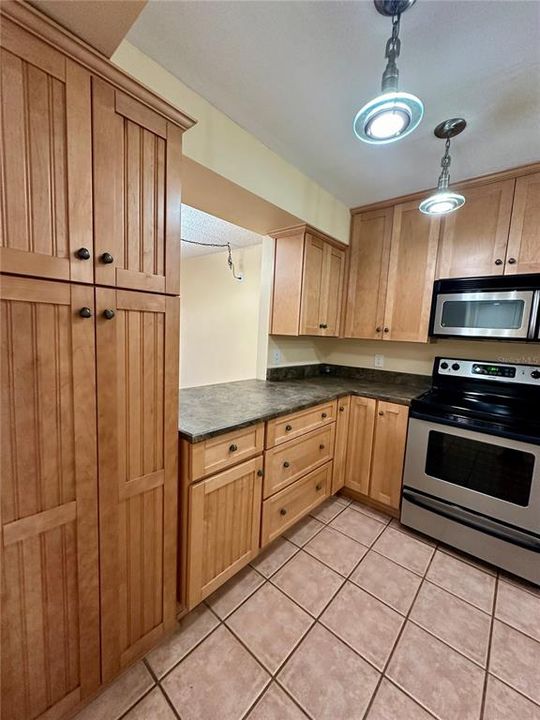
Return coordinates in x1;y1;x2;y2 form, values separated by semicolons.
401;357;540;585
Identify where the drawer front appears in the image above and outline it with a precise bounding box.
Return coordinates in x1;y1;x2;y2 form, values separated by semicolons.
266;400;337;447
261;462;332;546
264;423;335;498
189;424;265;481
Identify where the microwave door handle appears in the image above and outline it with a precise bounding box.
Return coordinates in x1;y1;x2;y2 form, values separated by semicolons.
530;291;540;340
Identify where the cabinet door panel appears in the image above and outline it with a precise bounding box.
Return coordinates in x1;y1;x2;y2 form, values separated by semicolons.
96;288;179;680
322;244;345;336
436;180;514;278
300;234;325;335
187;456;263;608
1;277;99;720
344;396;376;495
384;202;440;343
0;20;93;283
332;397;351;493
344;209;392;339
506;173;540;274
93;79;181;294
370;402;408;510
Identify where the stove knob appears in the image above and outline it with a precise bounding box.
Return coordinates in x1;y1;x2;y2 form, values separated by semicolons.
531;370;540;380
440;362;449;370
452;363;460;371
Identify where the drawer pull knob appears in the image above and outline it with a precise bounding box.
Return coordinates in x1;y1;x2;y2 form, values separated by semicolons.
100;252;114;264
384;327;389;333
280;508;287;516
285;424;292;432
229;443;238;452
319;443;325;450
376;326;382;332
315;483;322;491
494;258;503;266
378;411;384;416
257;469;264;477
76;247;90;260
321;412;327;419
339;406;345;412
103;309;115;320
283;461;290;468
79;307;92;318
507;257;517;264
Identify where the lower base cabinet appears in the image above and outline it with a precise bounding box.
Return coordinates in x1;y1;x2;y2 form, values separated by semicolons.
186;456;263;609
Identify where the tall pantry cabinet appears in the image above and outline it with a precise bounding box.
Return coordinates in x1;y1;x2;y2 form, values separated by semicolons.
0;5;195;720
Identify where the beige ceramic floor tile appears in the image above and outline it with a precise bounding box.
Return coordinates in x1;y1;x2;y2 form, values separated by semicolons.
389;518;437;546
410;581;491;666
386;622;485;720
372;528;434;576
146;604;220;678
310;496;348;524
483;675;540;720
123;688;176;720
321;582;404;670
74;663;154;720
489;620;540;705
248;682;308;720
272;551;343;617
161;625;270;720
251;537;299;578
366;678;435;720
284;516;325;546
206;566;265;619
278;624;380;720
226;583;313;673
303;526;368;576
495;580;540;641
329;507;386;546
350;551;422;615
348;500;392;525
426;550;495;612
499;573;540;598
438;544;497;576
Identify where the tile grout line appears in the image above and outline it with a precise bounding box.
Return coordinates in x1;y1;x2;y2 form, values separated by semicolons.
479;573;499;720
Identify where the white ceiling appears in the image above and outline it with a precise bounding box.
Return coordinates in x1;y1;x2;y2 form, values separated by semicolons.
128;0;540;208
181;204;263;257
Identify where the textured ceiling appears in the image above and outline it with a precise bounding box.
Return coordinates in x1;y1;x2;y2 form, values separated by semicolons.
181;204;264;258
129;0;540;207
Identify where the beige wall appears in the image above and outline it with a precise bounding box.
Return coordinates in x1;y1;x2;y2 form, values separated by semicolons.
180;244;263;388
112;42;350;244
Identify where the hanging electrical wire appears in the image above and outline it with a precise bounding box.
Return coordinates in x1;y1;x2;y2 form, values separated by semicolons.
180;238;244;280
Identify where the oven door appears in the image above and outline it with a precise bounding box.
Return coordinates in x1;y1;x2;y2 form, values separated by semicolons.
403;418;540;534
432;290;536;339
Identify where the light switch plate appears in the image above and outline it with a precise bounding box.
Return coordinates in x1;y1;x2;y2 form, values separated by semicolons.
374;354;384;368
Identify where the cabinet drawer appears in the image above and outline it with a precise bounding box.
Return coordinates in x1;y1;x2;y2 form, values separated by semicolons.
184;424;265;482
261;462;332;546
266;401;337;447
264;423;335;498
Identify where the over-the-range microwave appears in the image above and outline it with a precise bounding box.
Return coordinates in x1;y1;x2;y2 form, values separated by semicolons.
429;273;540;341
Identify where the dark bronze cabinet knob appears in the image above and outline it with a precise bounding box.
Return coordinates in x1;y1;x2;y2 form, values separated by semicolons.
76;247;90;260
257;469;264;477
79;307;92;318
283;461;290;468
280;508;287;516
494;259;503;266
507;257;517;264
229;443;238;452
103;309;115;320
319;444;325;450
383;327;389;333
100;252;114;264
285;424;292;432
379;411;384;416
315;483;322;491
376;326;382;332
319;323;328;329
321;412;327;419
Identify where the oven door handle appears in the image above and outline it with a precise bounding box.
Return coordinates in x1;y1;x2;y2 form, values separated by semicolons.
402;488;540;552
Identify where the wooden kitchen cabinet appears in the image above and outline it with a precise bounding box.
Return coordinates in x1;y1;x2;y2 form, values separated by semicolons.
270;225;346;337
332;397;352;493
369;402;409;510
344;396;376;495
506;172;540;274
0;19;93;284
0;276;100;720
186;456;263;608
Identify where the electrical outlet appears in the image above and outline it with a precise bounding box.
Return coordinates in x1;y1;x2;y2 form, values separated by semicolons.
374;354;384;368
272;349;281;365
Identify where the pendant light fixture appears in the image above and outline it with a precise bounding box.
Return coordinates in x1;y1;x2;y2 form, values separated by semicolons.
419;118;467;215
353;0;423;144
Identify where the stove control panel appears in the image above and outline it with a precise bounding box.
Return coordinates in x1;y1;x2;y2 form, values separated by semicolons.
436;358;540;385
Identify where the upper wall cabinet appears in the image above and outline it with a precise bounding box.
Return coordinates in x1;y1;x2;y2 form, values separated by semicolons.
92;79;182;295
270;225;346;337
506;172;540;274
0;20;93;284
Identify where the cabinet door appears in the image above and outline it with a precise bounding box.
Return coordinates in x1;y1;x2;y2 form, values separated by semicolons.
92;78;182;295
384;202;440;343
436;180;514;278
0;20;93;284
96;288;179;681
1;277;100;720
187;456;263;608
370;402;408;510
344;209;392;339
332;397;351;493
300;234;325;335
506;173;540;274
344;396;376;495
321;243;346;336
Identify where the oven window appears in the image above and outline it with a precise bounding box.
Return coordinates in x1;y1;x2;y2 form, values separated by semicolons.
425;431;534;506
441;299;525;329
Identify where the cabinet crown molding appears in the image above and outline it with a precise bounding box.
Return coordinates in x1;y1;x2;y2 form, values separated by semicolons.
269;223;347;249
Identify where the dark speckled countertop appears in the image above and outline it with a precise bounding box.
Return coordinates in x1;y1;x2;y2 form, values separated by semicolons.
179;365;430;442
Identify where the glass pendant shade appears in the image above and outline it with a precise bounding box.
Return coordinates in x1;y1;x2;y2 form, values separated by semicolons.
354;91;424;144
419;118;467;216
419;191;466;215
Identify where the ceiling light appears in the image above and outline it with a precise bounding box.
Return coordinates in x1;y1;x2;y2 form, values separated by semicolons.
353;0;423;144
419;118;467;216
